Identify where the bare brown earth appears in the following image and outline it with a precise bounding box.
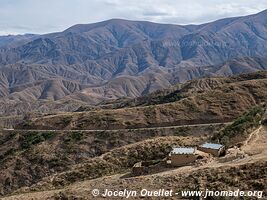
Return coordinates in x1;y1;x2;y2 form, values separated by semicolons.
18;71;267;130
1;10;267;117
1;73;266;199
2;125;267;200
0;123;224;197
0;105;265;199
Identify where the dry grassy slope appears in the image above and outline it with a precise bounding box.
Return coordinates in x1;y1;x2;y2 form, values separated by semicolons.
0;124;220;196
19;71;267;130
103;70;267;108
79;72;172;100
1;10;267;117
12;136;204;195
1;110;266;199
1;61;266;118
3;125;267;200
0;97;87;117
5;79;87;101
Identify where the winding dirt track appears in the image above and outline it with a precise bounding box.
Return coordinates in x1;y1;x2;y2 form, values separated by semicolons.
5;122;230;133
2;126;267;200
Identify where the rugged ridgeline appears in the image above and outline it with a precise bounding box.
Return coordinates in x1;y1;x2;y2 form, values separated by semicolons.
100;70;267;108
17;71;267;130
1;10;267;116
0;34;36;48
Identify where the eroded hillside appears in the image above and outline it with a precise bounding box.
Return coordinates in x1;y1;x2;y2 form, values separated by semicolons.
17;71;267;130
1;107;266;200
0;124;222;196
1;10;267;116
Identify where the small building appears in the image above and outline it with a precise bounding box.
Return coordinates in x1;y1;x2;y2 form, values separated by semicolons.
132;162;147;176
132;160;163;176
197;143;225;157
168;147;197;167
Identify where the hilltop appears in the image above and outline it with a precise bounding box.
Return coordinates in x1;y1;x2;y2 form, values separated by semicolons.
17;71;267;130
1;10;267;116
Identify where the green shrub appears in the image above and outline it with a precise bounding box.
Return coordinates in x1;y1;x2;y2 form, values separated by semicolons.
70;132;83;141
64;132;84;144
262;112;267;126
150;92;182;105
211;106;265;146
62;116;72;125
0;148;16;161
19;131;56;149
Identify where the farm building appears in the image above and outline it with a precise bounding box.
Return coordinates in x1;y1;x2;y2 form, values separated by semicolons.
132;160;164;176
168;147;197;167
197;143;225;157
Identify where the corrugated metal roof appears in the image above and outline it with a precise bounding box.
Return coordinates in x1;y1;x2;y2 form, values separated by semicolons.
171;147;196;154
200;143;224;150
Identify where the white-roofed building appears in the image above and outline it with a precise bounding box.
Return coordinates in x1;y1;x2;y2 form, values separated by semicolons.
168;147;197;167
197;142;225;157
170;147;196;155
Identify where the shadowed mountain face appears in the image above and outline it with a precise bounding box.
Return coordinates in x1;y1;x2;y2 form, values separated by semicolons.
0;10;267;115
0;34;36;48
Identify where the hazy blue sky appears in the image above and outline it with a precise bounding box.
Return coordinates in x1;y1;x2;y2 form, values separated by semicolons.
0;0;267;35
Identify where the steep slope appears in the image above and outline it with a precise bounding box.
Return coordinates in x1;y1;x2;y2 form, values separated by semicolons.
208;56;267;75
1;108;267;199
17;71;267;130
100;70;267;108
0;34;36;48
0;57;267;118
0;123;220;196
1;10;267;115
179;9;267;65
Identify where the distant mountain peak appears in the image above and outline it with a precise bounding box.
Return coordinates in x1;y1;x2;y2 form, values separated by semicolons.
255;8;267;15
1;9;267;114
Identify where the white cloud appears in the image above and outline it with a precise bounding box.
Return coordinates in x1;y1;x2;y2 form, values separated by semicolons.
0;0;266;35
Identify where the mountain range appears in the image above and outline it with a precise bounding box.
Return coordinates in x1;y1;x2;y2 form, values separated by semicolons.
0;70;266;196
1;9;267;116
